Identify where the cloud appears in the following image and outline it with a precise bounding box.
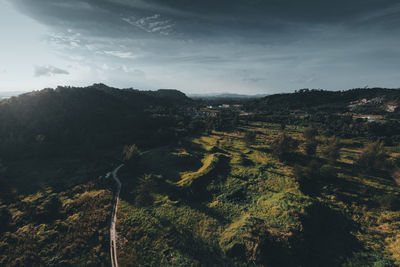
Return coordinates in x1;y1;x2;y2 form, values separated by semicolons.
7;0;400;93
103;50;136;59
121;65;145;76
122;14;174;36
34;65;69;77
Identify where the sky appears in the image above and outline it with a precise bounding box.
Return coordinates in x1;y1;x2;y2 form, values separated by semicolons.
1;0;400;94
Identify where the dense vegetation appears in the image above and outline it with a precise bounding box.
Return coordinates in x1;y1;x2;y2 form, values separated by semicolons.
0;83;192;159
1;85;400;266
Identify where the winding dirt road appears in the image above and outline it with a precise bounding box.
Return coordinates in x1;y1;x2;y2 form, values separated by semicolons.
108;148;161;267
109;164;123;267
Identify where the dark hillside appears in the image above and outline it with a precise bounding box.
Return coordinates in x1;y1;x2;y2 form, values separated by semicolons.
0;84;191;159
250;88;400;113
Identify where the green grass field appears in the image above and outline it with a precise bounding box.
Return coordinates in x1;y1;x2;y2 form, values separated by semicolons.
116;121;400;266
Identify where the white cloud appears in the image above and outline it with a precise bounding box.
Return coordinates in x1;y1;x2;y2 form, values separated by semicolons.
122;14;175;36
34;65;69;77
103;50;136;59
47;30;83;50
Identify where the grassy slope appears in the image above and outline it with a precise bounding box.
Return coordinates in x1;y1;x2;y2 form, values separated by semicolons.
0;157;114;266
117;122;400;266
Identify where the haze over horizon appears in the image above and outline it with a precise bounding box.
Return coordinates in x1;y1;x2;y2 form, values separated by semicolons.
1;0;400;94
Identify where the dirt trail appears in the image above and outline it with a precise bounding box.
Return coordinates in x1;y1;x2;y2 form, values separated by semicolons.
109;164;123;267
109;148;162;267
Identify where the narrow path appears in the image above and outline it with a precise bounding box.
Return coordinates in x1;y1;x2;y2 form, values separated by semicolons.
108;148;164;267
109;164;123;267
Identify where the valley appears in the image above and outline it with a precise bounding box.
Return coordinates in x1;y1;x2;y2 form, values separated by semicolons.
0;85;400;266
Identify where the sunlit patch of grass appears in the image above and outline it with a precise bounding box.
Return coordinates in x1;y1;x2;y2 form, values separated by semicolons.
253;191;313;232
387;234;400;264
248;149;270;164
118;197;226;266
75;189;104;199
152;198;223;244
263;172;297;193
192;135;218;151
177;153;221;187
21;191;44;203
218;213;252;253
171;148;190;157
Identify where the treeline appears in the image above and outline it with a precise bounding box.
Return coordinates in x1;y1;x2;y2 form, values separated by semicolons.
249;88;400;113
247;112;400;142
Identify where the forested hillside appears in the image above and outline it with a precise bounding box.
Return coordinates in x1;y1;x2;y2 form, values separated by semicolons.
0;84;193;265
250;88;400;113
0;84;191;160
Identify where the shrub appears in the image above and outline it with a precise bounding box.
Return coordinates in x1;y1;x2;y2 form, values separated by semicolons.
135;174;156;207
322;138;341;164
294;160;322;183
304;139;318;157
271;134;298;162
34;194;62;222
244;131;257;145
123;144;141;162
319;164;337;179
373;257;396;267
356;141;387;172
378;194;400;211
303;126;317;141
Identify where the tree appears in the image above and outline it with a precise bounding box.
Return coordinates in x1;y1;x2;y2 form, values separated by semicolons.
322;138;341;164
34;194;62;222
244;131;257;145
303;126;317;141
135;174;156;207
305;139;318;157
123;144;141;162
357;141;388;172
271;134;298;162
0;204;11;233
293;160;322;195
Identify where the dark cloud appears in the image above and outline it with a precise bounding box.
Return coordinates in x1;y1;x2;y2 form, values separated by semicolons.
34;65;69;77
7;0;400;93
7;1;395;41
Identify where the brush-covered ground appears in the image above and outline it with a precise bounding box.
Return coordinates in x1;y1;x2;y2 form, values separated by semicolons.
117;122;400;266
0;156;116;266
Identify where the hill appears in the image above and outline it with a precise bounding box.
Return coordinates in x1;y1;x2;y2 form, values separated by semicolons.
190;93;268;99
250;88;400;113
0;84;192;160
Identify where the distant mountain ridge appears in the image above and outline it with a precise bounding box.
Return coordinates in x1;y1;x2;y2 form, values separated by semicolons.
0;91;27;99
189;93;269;99
249;88;400;113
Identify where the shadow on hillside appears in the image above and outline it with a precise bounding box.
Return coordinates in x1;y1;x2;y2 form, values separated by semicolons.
299;204;361;267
